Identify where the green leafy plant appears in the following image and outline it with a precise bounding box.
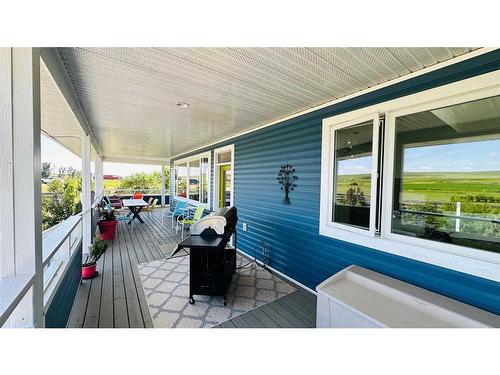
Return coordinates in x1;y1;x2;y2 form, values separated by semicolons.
41;162;52;179
41;174;82;230
84;235;108;266
117;169;169;192
98;202;116;221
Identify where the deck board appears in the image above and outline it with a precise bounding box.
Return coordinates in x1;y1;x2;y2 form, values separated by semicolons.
98;237;114;328
240;311;266;328
82;255;104;328
67;208;317;328
112;240;129;328
121;242;144;328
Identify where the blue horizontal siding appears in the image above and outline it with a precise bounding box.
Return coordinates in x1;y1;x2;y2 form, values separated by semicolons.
172;50;500;315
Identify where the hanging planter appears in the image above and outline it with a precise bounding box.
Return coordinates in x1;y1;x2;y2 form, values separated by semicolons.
277;164;298;205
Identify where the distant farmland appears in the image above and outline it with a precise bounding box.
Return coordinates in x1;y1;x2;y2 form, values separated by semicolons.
400;171;500;202
337;171;500;203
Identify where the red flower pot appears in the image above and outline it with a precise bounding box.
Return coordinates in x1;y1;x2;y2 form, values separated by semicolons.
98;219;118;240
82;263;97;279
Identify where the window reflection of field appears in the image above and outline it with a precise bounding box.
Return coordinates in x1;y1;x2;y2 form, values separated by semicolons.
338;171;500;203
401;171;500;202
394;171;500;250
337;174;372;196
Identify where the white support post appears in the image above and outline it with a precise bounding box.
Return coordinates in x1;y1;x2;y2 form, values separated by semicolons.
0;48;15;280
161;165;166;207
82;135;92;256
95;156;104;198
0;48;44;327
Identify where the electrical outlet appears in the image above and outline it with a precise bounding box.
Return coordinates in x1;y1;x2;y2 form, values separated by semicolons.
242;223;248;231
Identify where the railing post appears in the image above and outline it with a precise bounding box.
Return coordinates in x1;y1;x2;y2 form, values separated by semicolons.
455;202;461;232
161;164;166;207
82;135;92;257
68;231;72;258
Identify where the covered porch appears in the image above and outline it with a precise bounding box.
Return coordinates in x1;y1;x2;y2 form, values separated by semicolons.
1;46;499;329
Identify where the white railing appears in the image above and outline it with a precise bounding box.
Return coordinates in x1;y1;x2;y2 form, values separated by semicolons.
1;214;83;327
103;188;163;195
42;214;82;312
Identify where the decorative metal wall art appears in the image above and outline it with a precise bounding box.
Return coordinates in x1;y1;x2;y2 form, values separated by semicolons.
277;164;298;205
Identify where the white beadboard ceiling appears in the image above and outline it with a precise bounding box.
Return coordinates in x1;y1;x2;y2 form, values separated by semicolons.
46;47;478;162
41;59;98;160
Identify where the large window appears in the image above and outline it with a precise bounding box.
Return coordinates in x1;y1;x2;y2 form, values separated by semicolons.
201;157;209;204
174;152;211;206
189;160;200;201
175;162;187;198
320;71;500;281
391;95;500;253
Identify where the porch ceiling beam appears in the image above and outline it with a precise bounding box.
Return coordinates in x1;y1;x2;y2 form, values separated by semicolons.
102;156;169;165
40;47;102;156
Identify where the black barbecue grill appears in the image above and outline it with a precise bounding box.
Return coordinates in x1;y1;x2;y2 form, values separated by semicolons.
171;206;238;305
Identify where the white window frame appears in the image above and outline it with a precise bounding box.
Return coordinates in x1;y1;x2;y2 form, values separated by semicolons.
213;144;235;211
321;113;380;238
173;151;211;207
320;69;500;282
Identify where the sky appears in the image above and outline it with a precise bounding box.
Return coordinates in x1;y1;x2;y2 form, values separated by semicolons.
337;139;500;175
41;135;161;177
403;139;500;173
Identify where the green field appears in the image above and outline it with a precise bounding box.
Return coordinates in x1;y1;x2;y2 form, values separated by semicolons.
400;171;500;202
103;179;122;190
337;174;372;197
338;171;500;203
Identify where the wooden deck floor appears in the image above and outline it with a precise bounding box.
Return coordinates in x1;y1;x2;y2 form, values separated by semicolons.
215;288;316;328
67;209;316;328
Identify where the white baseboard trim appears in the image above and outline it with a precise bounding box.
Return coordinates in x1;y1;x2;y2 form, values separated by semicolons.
236;248;317;296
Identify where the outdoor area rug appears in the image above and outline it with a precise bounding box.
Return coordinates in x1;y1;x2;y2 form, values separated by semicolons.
137;251;296;328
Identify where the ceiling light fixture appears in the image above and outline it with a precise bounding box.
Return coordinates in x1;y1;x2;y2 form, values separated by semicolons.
176;102;190;108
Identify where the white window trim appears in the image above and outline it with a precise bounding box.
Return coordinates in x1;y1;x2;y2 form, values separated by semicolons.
213;144;235;211
321;113;380;238
320;69;500;282
173;151;211;207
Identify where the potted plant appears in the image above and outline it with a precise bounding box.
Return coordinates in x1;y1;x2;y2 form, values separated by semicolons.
82;236;108;279
97;202;118;240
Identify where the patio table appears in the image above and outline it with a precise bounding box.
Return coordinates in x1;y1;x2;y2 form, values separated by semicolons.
122;198;149;224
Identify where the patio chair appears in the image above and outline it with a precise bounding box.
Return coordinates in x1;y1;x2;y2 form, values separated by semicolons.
101;196;111;206
177;205;206;238
143;198;158;216
108;195;123;209
116;211;134;232
105;195;127;216
162;200;188;228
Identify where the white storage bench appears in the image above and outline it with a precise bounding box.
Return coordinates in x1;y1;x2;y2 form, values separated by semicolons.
316;265;500;328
